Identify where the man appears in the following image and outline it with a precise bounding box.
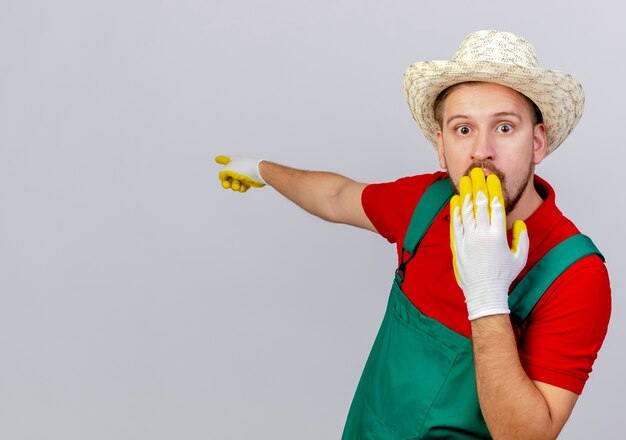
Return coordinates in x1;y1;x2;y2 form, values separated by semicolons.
215;30;611;439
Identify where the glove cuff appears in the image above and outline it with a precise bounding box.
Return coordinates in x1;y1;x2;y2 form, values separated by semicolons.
256;159;267;185
463;279;510;321
468;307;510;321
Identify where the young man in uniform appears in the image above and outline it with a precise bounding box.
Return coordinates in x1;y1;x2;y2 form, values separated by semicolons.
214;30;611;439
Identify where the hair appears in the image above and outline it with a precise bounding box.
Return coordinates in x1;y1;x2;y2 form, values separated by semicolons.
433;81;543;128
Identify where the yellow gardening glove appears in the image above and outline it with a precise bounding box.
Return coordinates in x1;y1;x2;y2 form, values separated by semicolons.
215;155;266;193
450;168;529;320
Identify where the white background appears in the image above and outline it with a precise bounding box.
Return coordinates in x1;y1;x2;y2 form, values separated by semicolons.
1;1;624;438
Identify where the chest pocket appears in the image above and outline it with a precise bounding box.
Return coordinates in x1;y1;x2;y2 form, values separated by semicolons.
359;281;478;439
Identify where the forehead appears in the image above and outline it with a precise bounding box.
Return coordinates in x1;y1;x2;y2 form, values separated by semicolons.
442;82;532;117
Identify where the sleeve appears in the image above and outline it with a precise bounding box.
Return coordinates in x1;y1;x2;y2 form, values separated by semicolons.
518;255;611;394
361;172;446;244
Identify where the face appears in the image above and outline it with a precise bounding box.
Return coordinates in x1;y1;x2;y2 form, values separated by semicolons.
435;82;547;215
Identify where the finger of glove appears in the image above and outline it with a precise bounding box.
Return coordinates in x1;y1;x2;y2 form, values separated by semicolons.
511;220;529;257
215;155;232;166
239;183;249;193
452;196;467;250
450;194;461;239
246;178;265;189
459;175;472;216
489;193;506;235
473;191;490;230
460;193;476;230
219;172;244;193
470;168;487;217
450;194;462;284
221;177;232;189
487;174;505;228
218;170;233;183
219;170;263;189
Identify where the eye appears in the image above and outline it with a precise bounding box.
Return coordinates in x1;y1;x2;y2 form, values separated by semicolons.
455;125;471;136
498;123;513;134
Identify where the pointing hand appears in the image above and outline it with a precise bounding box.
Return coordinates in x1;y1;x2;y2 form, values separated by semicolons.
215;155;266;193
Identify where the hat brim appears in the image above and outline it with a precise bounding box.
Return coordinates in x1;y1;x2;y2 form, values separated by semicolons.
403;60;585;156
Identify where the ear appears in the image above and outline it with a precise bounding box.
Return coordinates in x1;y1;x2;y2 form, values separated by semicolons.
532;123;547;165
436;130;447;169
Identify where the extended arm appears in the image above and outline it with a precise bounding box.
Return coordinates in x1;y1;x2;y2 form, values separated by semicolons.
216;155;376;232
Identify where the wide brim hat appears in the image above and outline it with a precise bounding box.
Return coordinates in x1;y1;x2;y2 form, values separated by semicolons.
403;30;585;156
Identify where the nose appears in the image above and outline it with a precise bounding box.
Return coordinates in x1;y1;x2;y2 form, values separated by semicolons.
471;132;495;161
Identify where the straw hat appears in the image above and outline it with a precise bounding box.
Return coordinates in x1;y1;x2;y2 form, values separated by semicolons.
403;30;584;156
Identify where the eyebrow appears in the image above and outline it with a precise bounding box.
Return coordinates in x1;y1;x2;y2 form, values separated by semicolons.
445;111;524;126
445;114;469;126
